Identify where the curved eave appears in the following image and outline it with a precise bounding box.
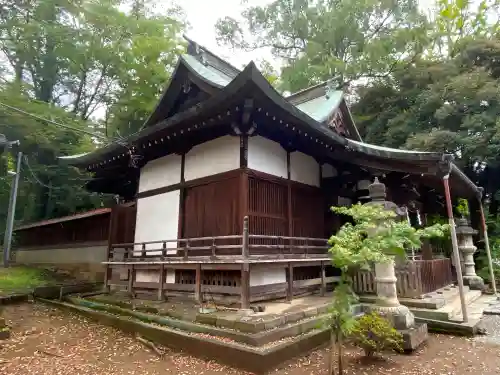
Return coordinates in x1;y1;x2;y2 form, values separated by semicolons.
346;139;445;163
60;62;349;169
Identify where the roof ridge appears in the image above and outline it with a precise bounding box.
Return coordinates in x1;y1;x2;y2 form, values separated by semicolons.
184;35;241;79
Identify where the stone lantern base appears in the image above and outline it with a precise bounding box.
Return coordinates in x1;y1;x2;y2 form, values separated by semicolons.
463;275;485;290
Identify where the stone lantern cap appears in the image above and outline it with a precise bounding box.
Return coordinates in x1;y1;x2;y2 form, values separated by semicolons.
455;224;477;236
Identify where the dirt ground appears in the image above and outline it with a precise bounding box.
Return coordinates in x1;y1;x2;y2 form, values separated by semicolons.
1;303;500;375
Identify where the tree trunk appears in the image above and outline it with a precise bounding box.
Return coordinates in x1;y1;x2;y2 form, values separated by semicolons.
329;329;336;375
338;331;344;375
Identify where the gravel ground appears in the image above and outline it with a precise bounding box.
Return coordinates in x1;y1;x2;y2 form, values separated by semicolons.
1;303;500;375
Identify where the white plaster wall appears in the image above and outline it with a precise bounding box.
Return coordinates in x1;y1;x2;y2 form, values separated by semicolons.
184;136;240;181
135;269;175;284
290;151;320;187
247;136;287;178
322;164;338;178
250;268;286;287
138;154;182;193
134;191;180;254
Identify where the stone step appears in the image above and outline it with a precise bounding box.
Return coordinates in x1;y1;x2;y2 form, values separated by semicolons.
410;288;482;322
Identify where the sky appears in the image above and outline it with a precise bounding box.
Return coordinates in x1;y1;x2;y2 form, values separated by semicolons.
174;0;274;68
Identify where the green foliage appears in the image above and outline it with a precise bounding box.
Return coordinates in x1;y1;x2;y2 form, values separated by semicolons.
216;0;430;92
0;266;58;292
349;311;403;357
0;0;186;228
477;238;500;283
329;204;449;269
456;198;470;218
353;38;500;215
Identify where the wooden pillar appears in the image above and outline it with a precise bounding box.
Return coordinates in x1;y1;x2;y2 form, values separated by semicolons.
128;264;135;298
320;261;326;296
157;264;165;301
241;216;250;309
241;264;250;309
478;194;497;296
286;263;294;302
195;264;202;303
443;174;468;322
177;153;186;239
287;151;293;252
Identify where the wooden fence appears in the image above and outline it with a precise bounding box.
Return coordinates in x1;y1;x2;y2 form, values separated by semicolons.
352;258;454;298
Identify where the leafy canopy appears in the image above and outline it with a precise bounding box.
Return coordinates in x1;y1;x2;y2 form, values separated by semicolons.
216;0;430;92
329;204;449;270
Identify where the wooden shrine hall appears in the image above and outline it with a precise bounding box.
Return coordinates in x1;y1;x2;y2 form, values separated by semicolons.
60;37;489;308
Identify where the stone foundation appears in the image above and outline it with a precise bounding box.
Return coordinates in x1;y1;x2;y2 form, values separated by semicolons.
14;244;107;281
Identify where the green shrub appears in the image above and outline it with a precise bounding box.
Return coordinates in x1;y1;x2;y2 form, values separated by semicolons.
349;311;403;357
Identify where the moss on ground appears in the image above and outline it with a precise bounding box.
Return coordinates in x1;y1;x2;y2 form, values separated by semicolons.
0;267;62;294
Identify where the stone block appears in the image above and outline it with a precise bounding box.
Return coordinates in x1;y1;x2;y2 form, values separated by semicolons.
263;317;285;331
285;311;305;324
216;316;237;330
399;323;428;352
0;317;5;328
304;307;318;318
195;313;217;326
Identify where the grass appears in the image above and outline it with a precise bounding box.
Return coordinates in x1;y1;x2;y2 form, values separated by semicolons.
0;267;60;293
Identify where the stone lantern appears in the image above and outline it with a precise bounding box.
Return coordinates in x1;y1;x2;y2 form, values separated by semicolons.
364;177;428;350
456;218;484;290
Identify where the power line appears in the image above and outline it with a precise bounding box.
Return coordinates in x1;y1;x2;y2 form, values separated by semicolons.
0;101;138;150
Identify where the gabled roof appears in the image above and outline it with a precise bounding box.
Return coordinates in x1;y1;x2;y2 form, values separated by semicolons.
142;37;361;139
58;38;481;199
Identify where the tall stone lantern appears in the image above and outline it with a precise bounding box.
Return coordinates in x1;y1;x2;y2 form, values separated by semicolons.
364;178;428;350
456;218;484;290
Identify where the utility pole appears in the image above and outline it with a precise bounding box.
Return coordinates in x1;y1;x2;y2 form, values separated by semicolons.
2;136;21;268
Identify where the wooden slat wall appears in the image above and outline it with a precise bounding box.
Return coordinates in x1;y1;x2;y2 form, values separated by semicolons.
248;177;287;236
291;185;324;238
16;213;111;248
183;174;241;238
108;204;136;246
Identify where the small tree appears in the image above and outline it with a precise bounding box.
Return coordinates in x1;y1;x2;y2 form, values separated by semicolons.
326;204;448;374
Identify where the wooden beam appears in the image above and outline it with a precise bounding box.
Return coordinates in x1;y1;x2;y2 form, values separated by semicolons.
240;135;248;168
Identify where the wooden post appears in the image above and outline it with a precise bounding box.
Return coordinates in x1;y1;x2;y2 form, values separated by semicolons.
443;175;468;322
158;264;165;301
320;261;326;296
478;197;497;296
241;263;250;309
286;263;294;302
242;216;249;258
128;264;135;298
241;216;250;309
195;264;202;303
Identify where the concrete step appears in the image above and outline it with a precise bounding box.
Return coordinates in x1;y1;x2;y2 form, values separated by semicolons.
450;294;498;322
410;288;482;322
